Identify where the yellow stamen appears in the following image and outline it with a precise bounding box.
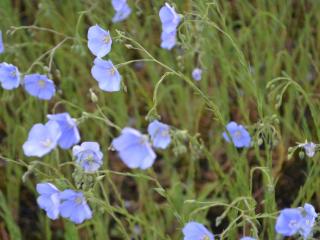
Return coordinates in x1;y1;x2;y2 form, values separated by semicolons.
38;80;46;87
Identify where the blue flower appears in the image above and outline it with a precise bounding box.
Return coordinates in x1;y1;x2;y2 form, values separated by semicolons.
160;31;177;50
23;74;56;100
182;221;214;240
159;3;181;50
59;189;92;224
0;62;20;90
36;183;60;220
148;120;171;149
222;121;251;148
192;68;202;81
112;127;156;169
111;0;131;23
299;203;317;239
91;58;122;92
23;121;61;157
111;0;126;11
159;3;181;33
87;25;112;58
47;113;80;149
240;237;256;240
0;31;4;54
275;208;303;237
72;142;103;173
300;142;316;157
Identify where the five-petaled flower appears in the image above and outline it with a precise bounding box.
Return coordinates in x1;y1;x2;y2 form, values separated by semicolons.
72;141;103;173
23;121;61;157
148;120;171;149
0;62;20;90
111;0;131;23
91;58;122;92
222;121;251;148
87;25;112;58
47;112;81;149
23;74;56;100
240;237;256;240
59;189;92;224
112;127;156;169
36;183;60;220
182;221;214;240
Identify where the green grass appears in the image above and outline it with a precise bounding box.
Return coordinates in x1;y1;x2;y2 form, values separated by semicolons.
0;0;320;239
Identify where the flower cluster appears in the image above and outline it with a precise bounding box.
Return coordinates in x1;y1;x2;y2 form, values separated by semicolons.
37;183;92;224
275;203;317;239
111;0;131;23
4;3;317;238
87;25;122;92
112;120;171;169
23;112;80;157
159;3;181;50
0;33;56;99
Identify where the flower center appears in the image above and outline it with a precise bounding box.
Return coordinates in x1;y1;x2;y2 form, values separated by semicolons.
10;71;16;77
103;35;110;44
85;153;94;163
289;219;298;229
161;129;169;137
108;67;116;76
41;138;52;148
202;235;210;240
75;196;83;204
234;130;242;139
38;79;46;87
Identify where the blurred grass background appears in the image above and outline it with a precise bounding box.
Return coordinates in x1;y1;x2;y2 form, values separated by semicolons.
0;0;320;239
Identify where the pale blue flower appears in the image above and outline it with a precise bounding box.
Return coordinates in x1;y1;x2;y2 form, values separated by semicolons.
111;0;127;11
23;121;61;157
112;127;156;169
301;142;316;157
36;183;60;220
159;3;181;33
159;3;181;50
148;120;171;149
91;58;122;92
59;190;92;224
182;221;214;240
0;62;20;90
222;121;251;148
160;31;177;50
87;25;112;57
23;74;56;100
112;0;131;23
275;208;303;237
47;113;80;149
72;142;103;173
192;68;202;81
240;237;256;240
0;31;4;54
299;203;317;239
